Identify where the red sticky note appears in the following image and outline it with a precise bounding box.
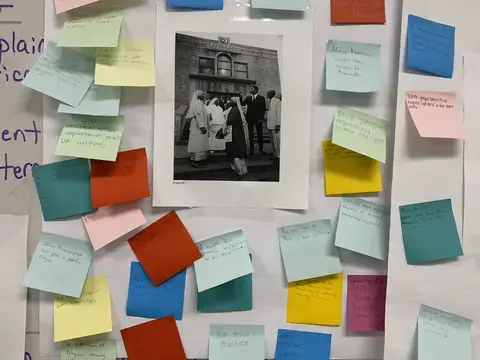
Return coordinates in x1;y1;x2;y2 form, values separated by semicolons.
90;148;150;208
121;316;187;360
128;211;202;286
331;0;386;24
347;275;387;332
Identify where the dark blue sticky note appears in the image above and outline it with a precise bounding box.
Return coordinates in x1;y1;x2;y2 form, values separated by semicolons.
275;329;332;360
126;262;186;320
167;0;223;10
32;158;94;221
407;14;455;78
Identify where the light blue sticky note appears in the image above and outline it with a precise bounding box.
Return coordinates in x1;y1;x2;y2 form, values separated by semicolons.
277;220;341;282
407;14;455;78
22;41;94;107
275;329;332;360
418;304;472;360
209;324;265;360
23;232;93;298
58;85;121;116
251;0;309;11
326;39;382;93
167;0;223;10
335;197;390;261
126;262;186;320
194;230;253;292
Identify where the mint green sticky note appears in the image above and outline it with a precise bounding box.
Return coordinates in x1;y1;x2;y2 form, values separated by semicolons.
277;220;341;282
23;232;93;298
209;325;265;360
418;304;472;360
55;115;124;161
22;41;94;107
335;198;390;261
332;107;387;163
58;85;121;117
326;40;382;93
61;339;116;360
251;0;309;11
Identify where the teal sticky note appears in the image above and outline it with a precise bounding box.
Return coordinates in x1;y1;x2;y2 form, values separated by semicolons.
209;324;265;360
58;85;121;117
23;232;93;298
22;41;94;107
326;39;382;93
197;255;252;312
277;220;341;282
251;0;309;11
33;158;94;221
418;304;472;360
335;198;390;260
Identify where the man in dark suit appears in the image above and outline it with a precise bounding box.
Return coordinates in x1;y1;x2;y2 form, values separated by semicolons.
241;85;266;155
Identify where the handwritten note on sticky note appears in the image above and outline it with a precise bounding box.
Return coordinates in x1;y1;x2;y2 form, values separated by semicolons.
54;0;100;14
332;107;387;163
194;230;254;292
22;41;94;107
275;329;332;360
400;199;463;264
54;275;112;342
287;273;343;326
405;91;465;139
167;0;223;9
418;305;472;360
251;0;309;11
330;0;385;24
33;158;94;221
326;40;382;93
55;115;124;161
323;140;382;195
61;339;116;360
95;39;155;87
23;232;93;298
335;197;389;260
407;15;455;78
58;9;123;48
347;275;387;332
209;325;265;360
58;85;121;117
278;220;341;282
127;262;186;320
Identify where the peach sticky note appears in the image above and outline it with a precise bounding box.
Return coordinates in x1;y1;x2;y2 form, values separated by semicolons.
331;0;385;24
54;0;100;14
90;148;150;208
405;91;466;139
128;211;202;286
323;140;382;195
82;203;146;250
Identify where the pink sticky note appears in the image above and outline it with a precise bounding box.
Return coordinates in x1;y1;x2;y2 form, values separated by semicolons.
347;275;387;332
405;91;466;139
82;204;146;251
54;0;100;14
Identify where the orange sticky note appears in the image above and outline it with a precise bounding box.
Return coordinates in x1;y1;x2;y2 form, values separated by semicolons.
331;0;386;24
90;148;150;208
128;211;202;286
121;316;187;360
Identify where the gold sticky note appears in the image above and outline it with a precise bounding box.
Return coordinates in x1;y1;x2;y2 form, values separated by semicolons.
54;275;112;342
323;140;382;195
286;272;343;326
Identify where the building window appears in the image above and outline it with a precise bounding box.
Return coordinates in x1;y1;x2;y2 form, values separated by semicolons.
234;62;248;79
217;54;232;77
199;57;215;75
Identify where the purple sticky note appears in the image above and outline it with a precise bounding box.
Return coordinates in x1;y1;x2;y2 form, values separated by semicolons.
347;275;387;332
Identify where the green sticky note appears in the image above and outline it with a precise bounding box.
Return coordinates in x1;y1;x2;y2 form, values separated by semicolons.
332;107;387;163
197;255;253;312
335;197;390;261
326;39;382;93
209;325;265;360
418;305;472;360
58;85;121;117
399;199;463;264
55;115;124;161
58;9;123;48
61;338;116;360
277;220;341;282
251;0;309;11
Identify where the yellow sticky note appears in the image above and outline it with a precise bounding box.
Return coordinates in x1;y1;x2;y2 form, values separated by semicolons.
95;39;155;87
286;272;343;326
54;275;112;342
323;140;382;195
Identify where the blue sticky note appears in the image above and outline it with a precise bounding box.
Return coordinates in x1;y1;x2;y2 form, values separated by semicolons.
126;262;186;320
167;0;223;10
32;158;94;221
58;85;121;117
275;329;332;360
407;14;455;78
